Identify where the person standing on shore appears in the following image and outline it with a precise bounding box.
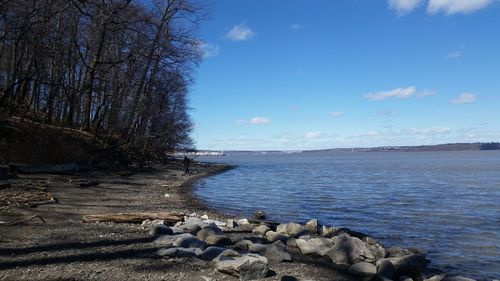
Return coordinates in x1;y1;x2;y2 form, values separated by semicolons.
183;156;191;175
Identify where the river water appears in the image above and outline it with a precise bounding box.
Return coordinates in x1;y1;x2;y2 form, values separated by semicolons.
194;151;500;280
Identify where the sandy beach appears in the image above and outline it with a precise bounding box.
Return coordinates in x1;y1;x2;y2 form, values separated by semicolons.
0;162;357;281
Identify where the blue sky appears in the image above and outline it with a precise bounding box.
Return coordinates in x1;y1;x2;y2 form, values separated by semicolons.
190;0;500;151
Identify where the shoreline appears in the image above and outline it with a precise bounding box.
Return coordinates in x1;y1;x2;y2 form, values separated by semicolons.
0;161;482;280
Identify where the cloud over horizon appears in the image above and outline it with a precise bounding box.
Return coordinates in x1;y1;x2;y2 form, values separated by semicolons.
225;24;255;41
452;93;476;104
388;0;497;15
365;86;436;101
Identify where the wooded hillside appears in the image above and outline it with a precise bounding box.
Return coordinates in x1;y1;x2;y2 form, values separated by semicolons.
0;0;205;162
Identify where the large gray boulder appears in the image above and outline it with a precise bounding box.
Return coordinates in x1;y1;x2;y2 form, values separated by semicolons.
173;235;206;249
349;262;377;277
266;241;292;262
295;238;334;256
204;235;232;247
426;273;447;281
198;246;227;261
377;259;395;279
213;251;269;281
305;219;320;235
285;222;307;237
252;225;271;236
154;233;194;246
157;247;202;258
325;235;375;266
379;253;428;275
266;231;289;243
248;243;270;254
197;225;223;241
234;239;254;251
443;277;476;281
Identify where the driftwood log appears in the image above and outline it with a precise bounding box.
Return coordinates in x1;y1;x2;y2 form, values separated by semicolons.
82;212;185;224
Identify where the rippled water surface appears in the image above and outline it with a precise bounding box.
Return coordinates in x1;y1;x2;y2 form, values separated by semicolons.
194;151;500;280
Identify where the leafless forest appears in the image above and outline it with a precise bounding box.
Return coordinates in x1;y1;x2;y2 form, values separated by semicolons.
0;0;206;160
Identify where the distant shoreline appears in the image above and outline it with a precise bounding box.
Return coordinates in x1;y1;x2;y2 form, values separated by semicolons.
196;142;500;155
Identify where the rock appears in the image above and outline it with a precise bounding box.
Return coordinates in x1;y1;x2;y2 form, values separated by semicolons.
443;277;476;281
164;193;171;198
266;231;289;243
180;217;204;234
197;226;223;241
234;239;254;251
252;225;271;236
377;259;395;279
400;276;413;281
154;233;194;246
201;214;209;220
276;224;287;234
213;253;269;281
157;247;202;257
426;273;447;281
248;243;270;254
286;238;298;248
204;235;232;246
226;219;237;228
305;219;320;235
198;246;227;261
295;238;334;256
349;262;377;277
141;219;165;227
380;253;428;274
325;235;375;266
266;241;292;262
237;218;250;226
285;222;307;237
149;224;173;236
298;234;311;240
204;219;226;228
368;243;387;261
253;210;267;220
173;235;206;249
170;226;186;234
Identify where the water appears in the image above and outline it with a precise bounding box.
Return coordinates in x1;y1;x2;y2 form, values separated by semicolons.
194;151;500;280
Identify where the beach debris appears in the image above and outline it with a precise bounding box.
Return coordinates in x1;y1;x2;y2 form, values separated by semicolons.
0;214;46;226
82;211;184;224
79;180;99;187
10;163;78;174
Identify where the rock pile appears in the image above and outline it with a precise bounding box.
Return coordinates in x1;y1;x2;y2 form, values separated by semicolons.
148;214;477;281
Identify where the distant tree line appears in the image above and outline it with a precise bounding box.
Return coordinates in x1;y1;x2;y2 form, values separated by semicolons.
0;0;205;160
480;142;500;150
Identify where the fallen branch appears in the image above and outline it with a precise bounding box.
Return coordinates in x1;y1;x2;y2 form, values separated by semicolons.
0;215;46;226
82;212;185;224
27;196;58;208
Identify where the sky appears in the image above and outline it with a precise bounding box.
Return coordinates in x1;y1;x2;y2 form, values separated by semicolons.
190;0;500;151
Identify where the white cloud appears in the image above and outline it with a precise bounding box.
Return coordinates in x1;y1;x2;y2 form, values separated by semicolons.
365;86;436;101
225;24;255;41
290;23;305;31
388;0;423;15
250;117;271;125
452;93;476;104
427;0;495;15
445;50;462;59
330;111;345;118
305;131;322;139
201;43;220;58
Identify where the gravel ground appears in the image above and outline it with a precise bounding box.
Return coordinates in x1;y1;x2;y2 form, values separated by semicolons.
0;162;356;281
